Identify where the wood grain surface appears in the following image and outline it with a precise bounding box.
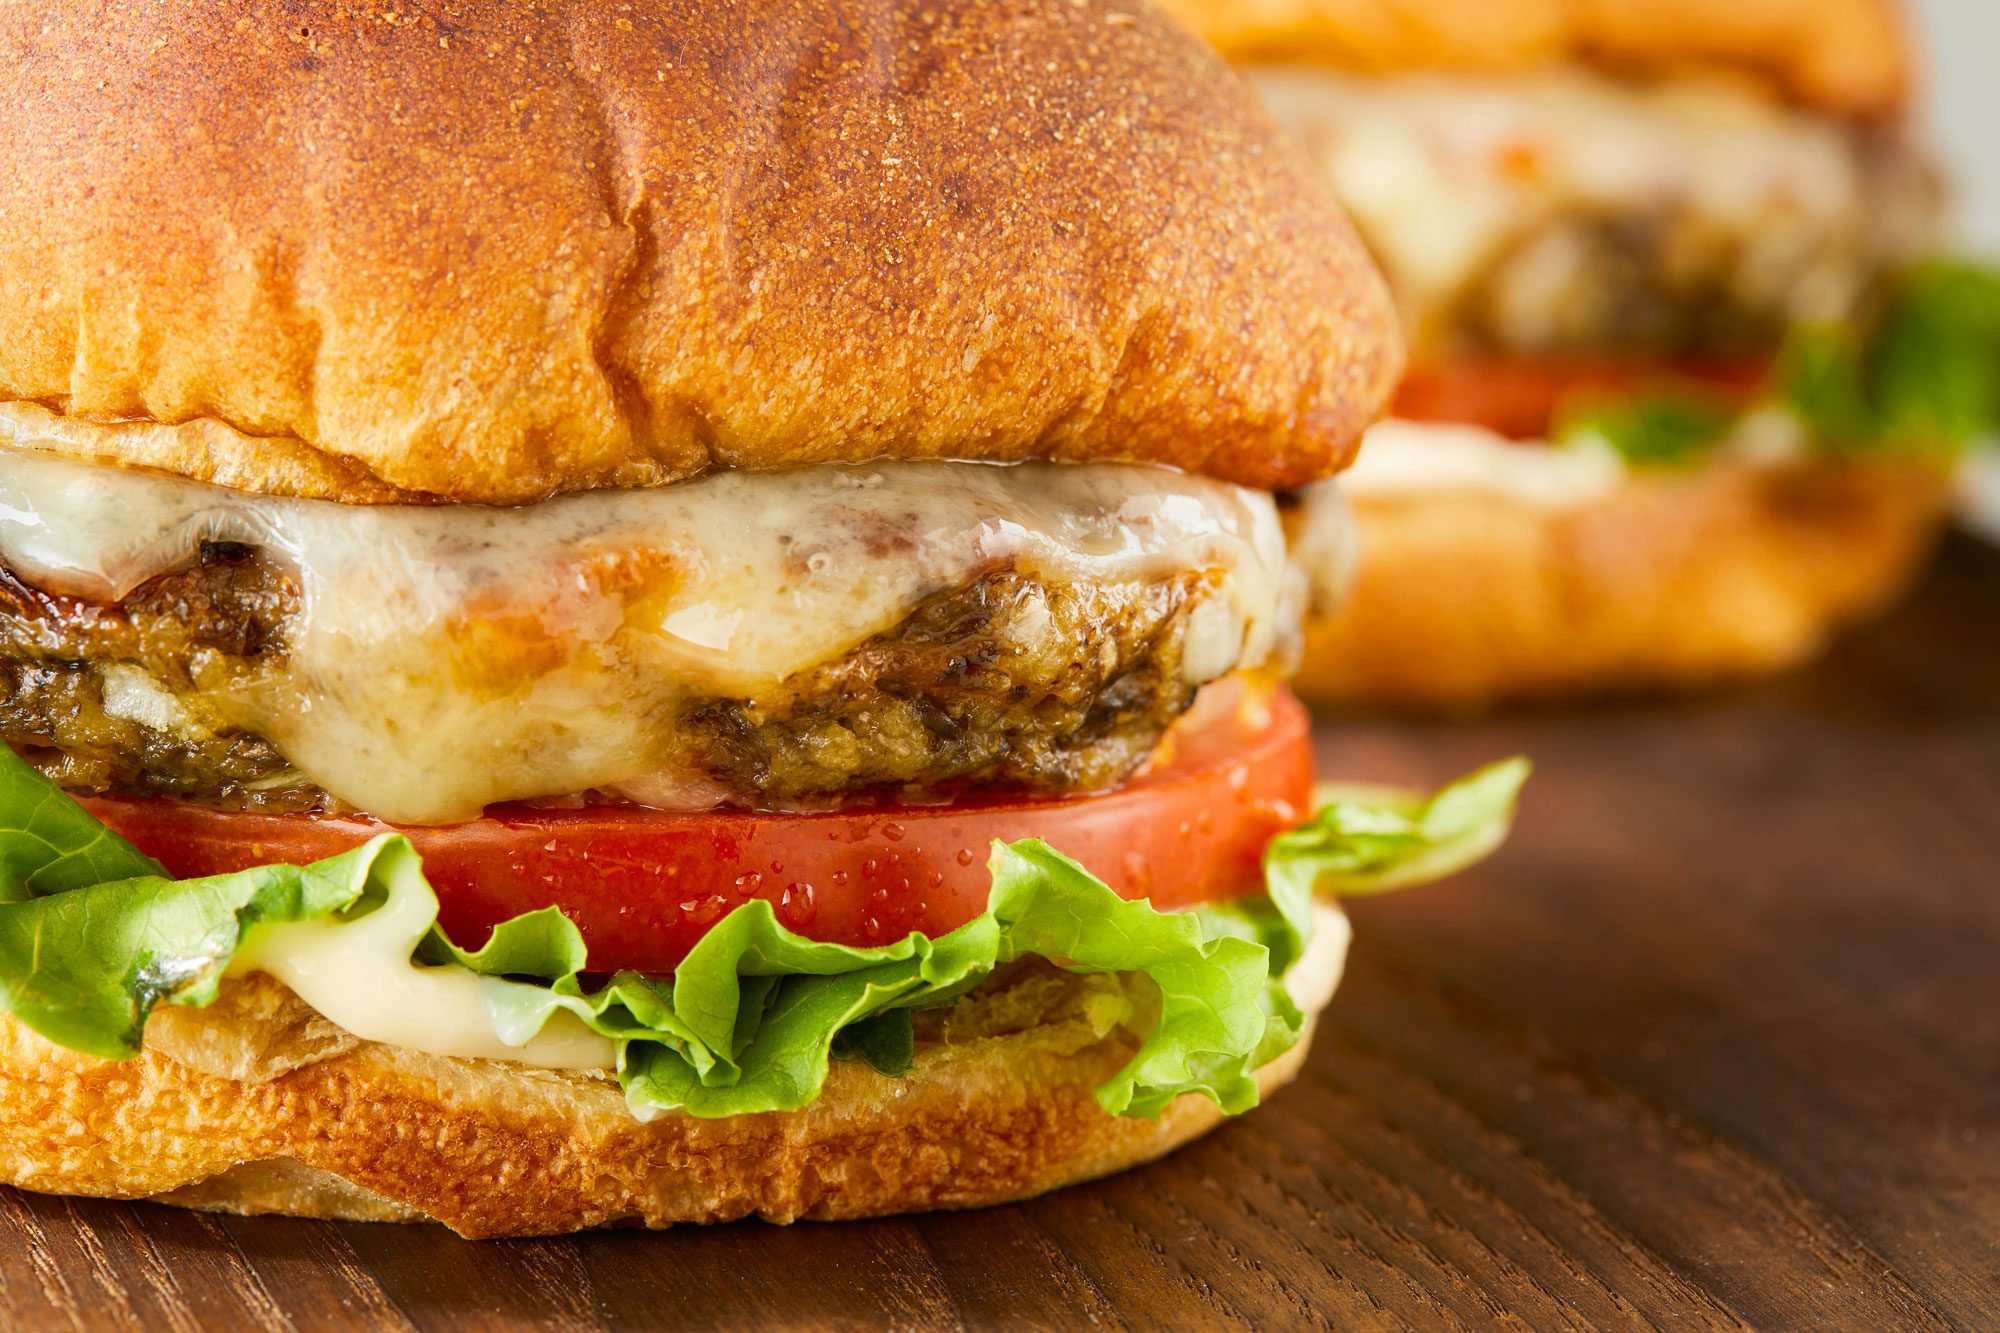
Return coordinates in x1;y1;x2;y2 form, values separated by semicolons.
4;535;1996;1331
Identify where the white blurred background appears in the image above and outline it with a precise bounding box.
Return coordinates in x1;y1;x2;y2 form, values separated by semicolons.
1914;0;2000;253
1916;0;2000;539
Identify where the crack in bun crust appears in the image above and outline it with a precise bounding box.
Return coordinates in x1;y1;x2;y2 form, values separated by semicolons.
0;0;1398;503
1155;0;1911;117
1292;461;1948;709
0;971;1329;1239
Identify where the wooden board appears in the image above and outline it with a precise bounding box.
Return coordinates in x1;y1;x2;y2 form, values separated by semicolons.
6;535;1997;1331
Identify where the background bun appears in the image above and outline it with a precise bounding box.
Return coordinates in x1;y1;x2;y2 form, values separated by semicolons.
1292;462;1947;710
1155;0;1911;117
0;0;1398;504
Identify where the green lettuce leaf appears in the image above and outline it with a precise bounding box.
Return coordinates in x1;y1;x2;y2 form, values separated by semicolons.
0;846;384;1060
1560;258;2000;468
1792;259;2000;456
459;839;1301;1118
1556;392;1737;469
0;745;1525;1120
0;753;161;903
1265;758;1531;912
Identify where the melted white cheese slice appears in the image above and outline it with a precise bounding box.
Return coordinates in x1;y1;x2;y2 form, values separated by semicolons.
0;423;1289;824
228;839;617;1069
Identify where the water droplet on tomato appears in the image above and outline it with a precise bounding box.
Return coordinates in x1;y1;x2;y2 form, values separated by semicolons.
831;869;849;888
955;847;975;867
927;870;944;890
880;821;906;842
869;886;890;905
779;882;817;928
733;872;763;897
862;857;880;879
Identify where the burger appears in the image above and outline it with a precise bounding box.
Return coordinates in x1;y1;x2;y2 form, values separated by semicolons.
0;1;1523;1237
1159;0;1994;708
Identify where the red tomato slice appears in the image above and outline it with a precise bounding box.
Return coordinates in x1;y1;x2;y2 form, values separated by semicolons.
1393;353;1772;441
81;685;1312;974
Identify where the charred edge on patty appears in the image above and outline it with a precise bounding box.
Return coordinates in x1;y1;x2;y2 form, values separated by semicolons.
0;554;1231;816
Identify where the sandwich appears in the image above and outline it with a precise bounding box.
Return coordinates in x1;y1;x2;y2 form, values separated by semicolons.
1160;0;1998;707
0;0;1522;1237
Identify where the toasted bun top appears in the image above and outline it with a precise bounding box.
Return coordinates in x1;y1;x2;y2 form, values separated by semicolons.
1155;0;1912;117
0;0;1398;504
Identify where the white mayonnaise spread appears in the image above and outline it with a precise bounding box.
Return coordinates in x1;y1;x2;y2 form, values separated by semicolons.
1335;406;1814;507
229;852;1352;1077
1344;419;1627;509
1286;410;1817;597
1246;65;1884;331
0;416;1289;824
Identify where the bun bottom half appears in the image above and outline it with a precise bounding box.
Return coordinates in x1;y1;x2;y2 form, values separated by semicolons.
1295;461;1949;711
0;915;1347;1238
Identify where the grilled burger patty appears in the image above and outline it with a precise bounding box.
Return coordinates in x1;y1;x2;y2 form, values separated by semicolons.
0;552;1239;815
1443;165;1926;359
1249;66;1935;360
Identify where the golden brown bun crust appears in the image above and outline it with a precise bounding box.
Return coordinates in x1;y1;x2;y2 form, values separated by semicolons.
0;973;1322;1240
1294;462;1947;710
0;0;1398;504
1155;0;1911;116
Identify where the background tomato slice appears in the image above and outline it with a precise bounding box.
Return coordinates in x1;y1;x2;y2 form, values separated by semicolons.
1393;353;1772;441
82;686;1312;973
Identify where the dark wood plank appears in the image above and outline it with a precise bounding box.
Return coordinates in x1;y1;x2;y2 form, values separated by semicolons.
8;534;1999;1329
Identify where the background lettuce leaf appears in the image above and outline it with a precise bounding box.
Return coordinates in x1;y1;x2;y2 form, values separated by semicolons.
1556;392;1737;468
1820;260;2000;453
1559;259;2000;468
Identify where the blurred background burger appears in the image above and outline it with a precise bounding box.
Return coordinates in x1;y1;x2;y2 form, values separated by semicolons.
1160;0;2000;709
